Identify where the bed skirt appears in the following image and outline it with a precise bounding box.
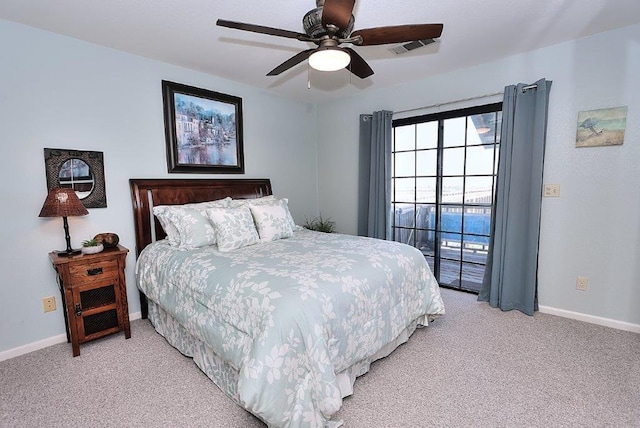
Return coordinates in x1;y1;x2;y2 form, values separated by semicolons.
147;300;430;427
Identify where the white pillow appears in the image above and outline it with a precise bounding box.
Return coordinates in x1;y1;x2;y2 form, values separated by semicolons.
153;197;231;248
152;205;181;246
172;207;218;249
246;197;296;230
206;206;260;252
249;203;294;242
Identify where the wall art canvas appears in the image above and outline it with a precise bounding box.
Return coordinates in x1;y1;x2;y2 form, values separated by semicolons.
162;80;244;173
575;106;627;148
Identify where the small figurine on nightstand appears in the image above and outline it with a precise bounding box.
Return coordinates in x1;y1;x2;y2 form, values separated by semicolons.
93;232;120;248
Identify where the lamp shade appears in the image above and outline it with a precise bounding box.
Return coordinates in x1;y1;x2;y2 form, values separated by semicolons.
39;188;89;218
308;47;351;72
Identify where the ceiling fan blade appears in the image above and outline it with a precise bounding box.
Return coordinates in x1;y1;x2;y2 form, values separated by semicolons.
344;48;374;79
352;24;444;46
321;0;356;32
217;19;310;41
267;49;315;76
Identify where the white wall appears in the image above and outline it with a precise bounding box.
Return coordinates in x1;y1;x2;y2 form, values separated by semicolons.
0;20;318;354
316;24;640;327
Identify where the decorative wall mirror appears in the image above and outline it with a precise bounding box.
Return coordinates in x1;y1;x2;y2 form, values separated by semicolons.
44;148;107;208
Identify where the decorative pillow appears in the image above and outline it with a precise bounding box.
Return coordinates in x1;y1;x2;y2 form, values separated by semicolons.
173;208;218;249
246;197;296;230
153;197;231;248
206;206;260;252
249;203;294;242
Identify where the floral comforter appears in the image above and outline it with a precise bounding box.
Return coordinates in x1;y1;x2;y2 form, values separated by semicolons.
136;229;445;427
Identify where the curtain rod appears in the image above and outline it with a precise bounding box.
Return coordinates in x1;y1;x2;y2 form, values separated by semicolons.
394;83;538;115
394;91;503;115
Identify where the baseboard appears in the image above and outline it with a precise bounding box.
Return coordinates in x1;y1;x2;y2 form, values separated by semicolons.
0;311;143;362
538;305;640;334
0;333;68;362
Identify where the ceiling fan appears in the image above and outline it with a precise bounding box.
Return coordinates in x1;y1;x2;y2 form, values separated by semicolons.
217;0;443;79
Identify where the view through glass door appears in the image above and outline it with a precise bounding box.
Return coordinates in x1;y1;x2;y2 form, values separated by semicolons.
391;103;502;293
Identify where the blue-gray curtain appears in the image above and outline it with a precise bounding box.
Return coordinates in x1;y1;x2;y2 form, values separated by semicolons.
478;79;552;316
358;110;393;239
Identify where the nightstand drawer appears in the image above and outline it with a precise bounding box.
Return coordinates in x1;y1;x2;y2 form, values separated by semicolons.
69;259;119;283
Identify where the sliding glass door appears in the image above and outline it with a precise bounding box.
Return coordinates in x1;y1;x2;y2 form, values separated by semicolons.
391;104;502;293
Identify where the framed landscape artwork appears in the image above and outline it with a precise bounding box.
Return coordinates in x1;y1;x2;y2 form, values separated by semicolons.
162;80;244;173
575;106;627;148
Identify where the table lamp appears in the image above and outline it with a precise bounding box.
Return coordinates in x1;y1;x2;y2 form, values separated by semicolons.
39;188;89;256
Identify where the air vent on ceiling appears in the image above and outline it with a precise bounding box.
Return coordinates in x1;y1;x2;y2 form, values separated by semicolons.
388;38;436;55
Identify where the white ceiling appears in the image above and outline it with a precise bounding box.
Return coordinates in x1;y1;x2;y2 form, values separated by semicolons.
2;0;640;104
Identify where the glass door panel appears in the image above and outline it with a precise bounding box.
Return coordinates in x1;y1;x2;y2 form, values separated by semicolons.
466;145;496;175
439;259;461;287
394;125;415;151
443;117;466;147
395;151;415;177
416;178;436;203
392;103;502;294
416;150;437;176
393;178;415;202
417;122;438;149
461;263;483;293
442;147;465;175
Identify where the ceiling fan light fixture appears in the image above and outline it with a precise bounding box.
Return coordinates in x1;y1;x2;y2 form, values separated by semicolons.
308;47;351;72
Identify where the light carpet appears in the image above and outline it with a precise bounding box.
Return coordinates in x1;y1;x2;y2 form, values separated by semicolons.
1;288;639;427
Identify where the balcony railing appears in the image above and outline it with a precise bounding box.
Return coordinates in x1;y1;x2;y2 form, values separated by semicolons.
393;204;492;293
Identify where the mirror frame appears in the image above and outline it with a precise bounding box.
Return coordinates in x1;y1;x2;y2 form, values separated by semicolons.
44;148;107;208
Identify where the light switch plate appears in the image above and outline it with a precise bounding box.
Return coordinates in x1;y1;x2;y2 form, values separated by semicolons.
543;184;560;197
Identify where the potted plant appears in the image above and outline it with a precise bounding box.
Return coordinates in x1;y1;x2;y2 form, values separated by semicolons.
303;214;336;233
81;238;104;255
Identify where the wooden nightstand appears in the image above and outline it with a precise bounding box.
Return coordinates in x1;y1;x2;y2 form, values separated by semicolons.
49;245;131;356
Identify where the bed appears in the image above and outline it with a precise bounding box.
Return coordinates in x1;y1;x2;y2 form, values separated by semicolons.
130;178;445;428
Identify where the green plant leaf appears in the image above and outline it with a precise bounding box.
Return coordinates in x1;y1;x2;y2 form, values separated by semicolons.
303;214;335;233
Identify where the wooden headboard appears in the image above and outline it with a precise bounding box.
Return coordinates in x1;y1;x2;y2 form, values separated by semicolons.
129;178;272;256
130;178;272;319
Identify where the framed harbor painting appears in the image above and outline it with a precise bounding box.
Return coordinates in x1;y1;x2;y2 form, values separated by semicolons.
575;106;627;148
162;80;244;173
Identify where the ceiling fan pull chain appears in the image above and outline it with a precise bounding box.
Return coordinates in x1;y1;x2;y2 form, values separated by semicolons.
308;62;311;89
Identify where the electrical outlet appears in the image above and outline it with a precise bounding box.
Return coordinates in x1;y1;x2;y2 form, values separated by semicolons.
543;184;560;197
576;276;588;291
43;296;57;313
